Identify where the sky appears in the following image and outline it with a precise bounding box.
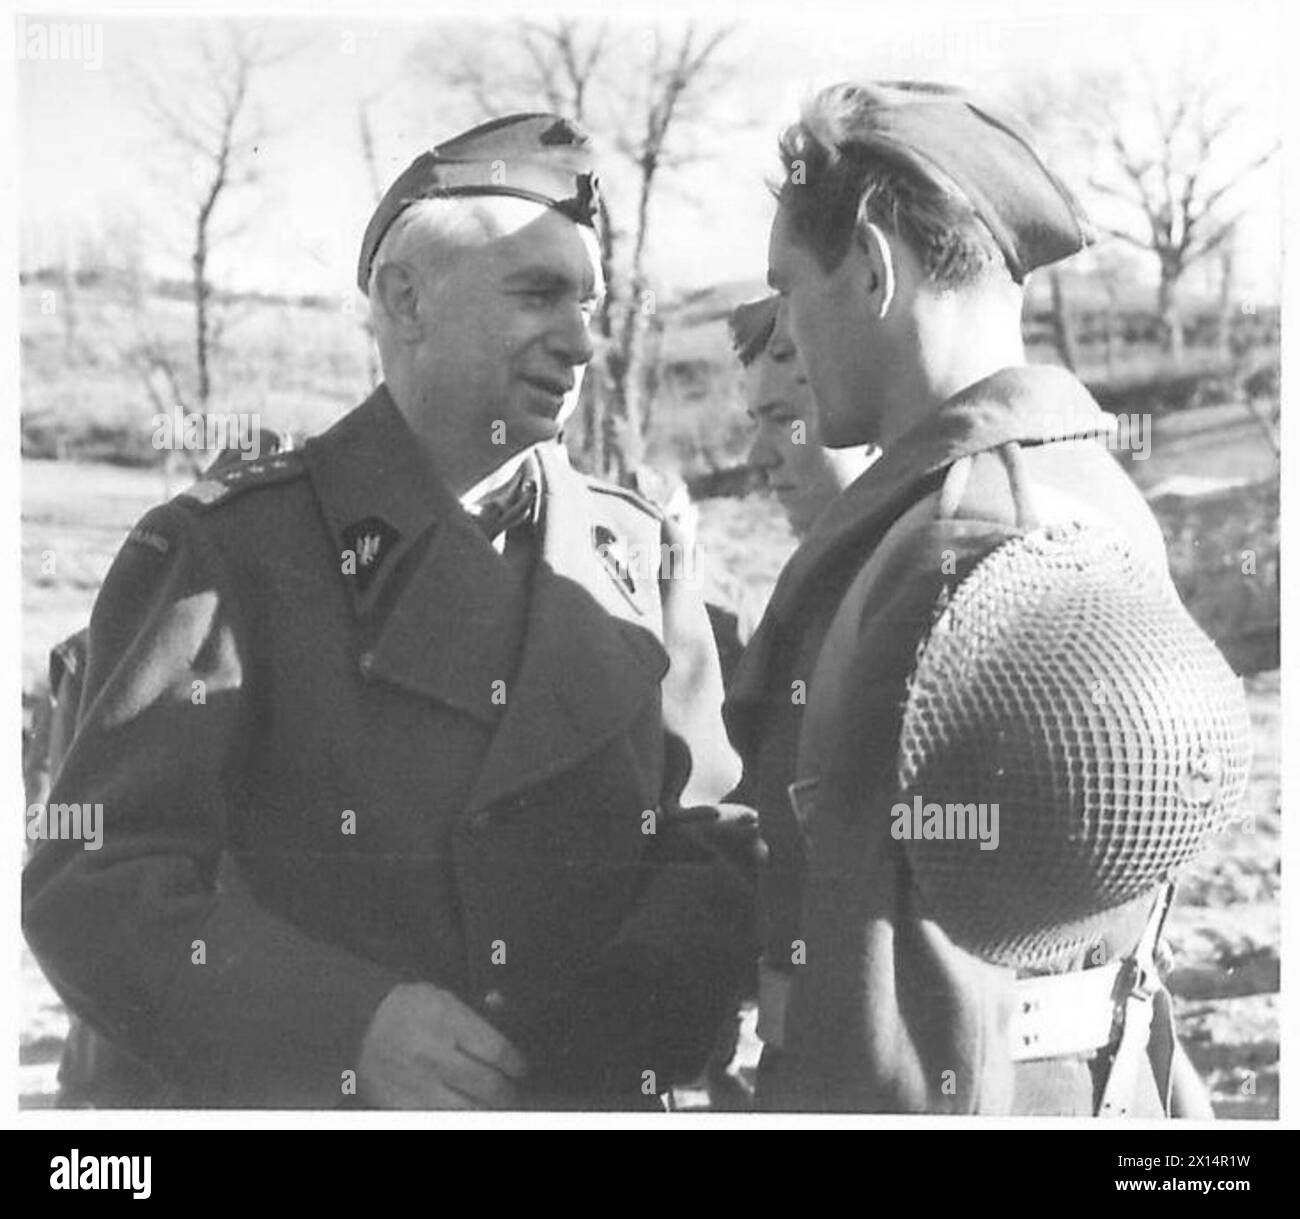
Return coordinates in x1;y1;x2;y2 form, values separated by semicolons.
9;0;1287;304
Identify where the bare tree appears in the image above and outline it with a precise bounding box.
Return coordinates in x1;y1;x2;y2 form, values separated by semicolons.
1077;64;1278;364
137;22;285;421
605;25;731;480
409;18;733;482
1214;222;1238;362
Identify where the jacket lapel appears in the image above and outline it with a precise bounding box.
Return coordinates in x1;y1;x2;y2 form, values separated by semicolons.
466;444;669;813
305;386;524;724
308;393;669;780
364;522;530;724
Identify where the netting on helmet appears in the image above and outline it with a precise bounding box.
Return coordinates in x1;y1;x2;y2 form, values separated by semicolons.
896;523;1251;968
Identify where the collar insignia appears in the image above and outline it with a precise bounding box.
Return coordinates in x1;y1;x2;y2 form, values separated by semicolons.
593;524;636;597
341;516;402;597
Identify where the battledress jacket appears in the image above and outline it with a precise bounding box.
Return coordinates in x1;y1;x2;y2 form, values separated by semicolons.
726;364;1203;1114
23;386;755;1109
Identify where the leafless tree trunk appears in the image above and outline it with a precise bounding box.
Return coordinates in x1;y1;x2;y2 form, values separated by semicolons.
1047;267;1080;372
1079;66;1277;366
1155;256;1186;365
1018;63;1276;368
602;24;730;483
139;23;280;420
1216;228;1237;361
411;18;732;483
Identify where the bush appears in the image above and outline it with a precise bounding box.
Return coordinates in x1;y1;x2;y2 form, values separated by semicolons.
1153;478;1279;674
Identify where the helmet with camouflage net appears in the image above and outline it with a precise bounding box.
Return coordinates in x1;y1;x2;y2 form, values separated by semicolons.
895;522;1251;968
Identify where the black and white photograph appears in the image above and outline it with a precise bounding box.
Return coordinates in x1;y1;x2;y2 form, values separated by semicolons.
4;0;1290;1151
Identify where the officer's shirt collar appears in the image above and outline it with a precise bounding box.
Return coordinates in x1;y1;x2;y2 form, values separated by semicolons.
460;449;544;554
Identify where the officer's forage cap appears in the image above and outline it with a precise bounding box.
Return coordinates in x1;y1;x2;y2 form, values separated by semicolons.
358;112;600;292
791;81;1092;282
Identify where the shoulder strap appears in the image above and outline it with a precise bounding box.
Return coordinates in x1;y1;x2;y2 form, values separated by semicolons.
794;490;942;789
176;450;305;513
795;440;1052;786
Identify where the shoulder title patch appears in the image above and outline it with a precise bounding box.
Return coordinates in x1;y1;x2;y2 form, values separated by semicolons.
126;525;171;555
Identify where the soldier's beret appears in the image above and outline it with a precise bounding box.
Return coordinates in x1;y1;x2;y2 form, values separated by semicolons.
729;296;780;368
358;112;601;292
798;81;1093;282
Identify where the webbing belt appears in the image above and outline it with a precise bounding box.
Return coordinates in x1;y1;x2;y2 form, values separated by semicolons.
1008;960;1124;1062
1007;883;1172;1074
758;886;1174;1115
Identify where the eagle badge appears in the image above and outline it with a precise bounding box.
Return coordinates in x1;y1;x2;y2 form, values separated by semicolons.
341;516;401;597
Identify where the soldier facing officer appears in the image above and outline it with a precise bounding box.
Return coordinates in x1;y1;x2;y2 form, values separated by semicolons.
731;293;876;542
23;113;755;1109
727;81;1250;1114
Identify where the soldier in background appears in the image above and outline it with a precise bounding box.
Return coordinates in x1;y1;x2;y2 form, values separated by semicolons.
728;82;1242;1114
694;294;878;1104
731;294;877;541
684;295;879;698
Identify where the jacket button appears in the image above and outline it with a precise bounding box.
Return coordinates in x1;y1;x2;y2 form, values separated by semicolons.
483;989;506;1014
358;651;375;677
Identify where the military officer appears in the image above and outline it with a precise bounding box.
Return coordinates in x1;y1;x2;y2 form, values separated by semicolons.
24;114;754;1110
726;82;1246;1114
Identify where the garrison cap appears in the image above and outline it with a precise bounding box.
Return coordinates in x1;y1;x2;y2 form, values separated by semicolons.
806;81;1092;282
357;112;601;292
729;296;780;368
